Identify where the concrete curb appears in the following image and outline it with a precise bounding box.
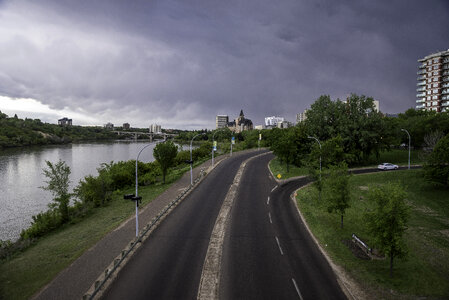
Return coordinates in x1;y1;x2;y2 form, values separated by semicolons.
197;151;271;300
290;186;368;300
83;157;227;300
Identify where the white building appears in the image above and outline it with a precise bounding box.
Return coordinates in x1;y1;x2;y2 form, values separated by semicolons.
149;124;162;133
264;116;284;127
296;110;308;123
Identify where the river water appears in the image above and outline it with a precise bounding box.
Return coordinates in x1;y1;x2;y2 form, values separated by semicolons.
0;141;168;241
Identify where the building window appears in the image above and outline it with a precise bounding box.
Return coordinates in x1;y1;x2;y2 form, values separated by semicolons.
427;96;431;100
433;83;438;87
432;95;438;100
433;77;438;82
433;89;439;93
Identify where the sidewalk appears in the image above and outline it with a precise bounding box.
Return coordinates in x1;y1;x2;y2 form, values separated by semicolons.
32;154;230;300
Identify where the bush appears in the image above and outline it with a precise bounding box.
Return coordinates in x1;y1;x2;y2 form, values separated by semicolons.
20;210;62;240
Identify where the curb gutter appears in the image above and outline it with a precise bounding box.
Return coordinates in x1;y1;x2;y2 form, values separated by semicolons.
83;157;227;300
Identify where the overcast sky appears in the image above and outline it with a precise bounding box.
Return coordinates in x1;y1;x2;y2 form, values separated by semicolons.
0;0;448;129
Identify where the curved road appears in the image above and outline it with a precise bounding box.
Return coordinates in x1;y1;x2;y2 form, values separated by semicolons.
102;150;268;299
220;153;346;300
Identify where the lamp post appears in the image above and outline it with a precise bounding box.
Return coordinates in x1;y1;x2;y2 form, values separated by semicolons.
212;128;226;168
401;129;411;170
190;133;205;186
230;135;234;156
124;143;154;237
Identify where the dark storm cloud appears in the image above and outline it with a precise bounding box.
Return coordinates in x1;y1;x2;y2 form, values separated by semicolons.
0;0;448;128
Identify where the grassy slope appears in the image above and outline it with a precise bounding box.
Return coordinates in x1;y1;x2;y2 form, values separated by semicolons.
0;157;213;300
295;170;449;299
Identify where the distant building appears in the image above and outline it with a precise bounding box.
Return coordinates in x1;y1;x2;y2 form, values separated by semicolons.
227;110;253;133
58;117;72;126
264;116;284;127
254;125;264;130
216;115;229;129
373;100;380;112
104;122;114;129
416;49;449;112
296;110;308;123
277;121;293;129
123;123;130;130
149;124;162;133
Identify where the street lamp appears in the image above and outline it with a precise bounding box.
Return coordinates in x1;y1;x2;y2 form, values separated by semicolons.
190;133;206;186
123;142;155;237
401;129;411;170
212;128;226;168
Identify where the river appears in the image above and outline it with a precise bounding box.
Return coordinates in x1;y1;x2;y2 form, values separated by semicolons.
0;141;177;241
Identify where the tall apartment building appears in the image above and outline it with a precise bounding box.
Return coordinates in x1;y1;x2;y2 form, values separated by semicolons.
149;124;162;133
296;109;308;123
416;49;449;112
216;115;229;129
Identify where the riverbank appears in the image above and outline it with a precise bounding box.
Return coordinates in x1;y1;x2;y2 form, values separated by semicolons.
0;152;218;300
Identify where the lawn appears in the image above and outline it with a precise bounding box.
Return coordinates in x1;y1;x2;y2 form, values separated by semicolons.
269;157;308;179
295;169;449;299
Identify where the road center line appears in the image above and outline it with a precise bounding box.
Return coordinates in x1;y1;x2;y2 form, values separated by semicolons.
291;278;304;300
271;185;278;193
275;236;284;255
268;212;272;224
266;196;270;205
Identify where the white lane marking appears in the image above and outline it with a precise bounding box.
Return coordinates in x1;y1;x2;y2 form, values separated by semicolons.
275;236;284;256
268;212;272;224
292;278;304;300
271;185;278;193
267;196;270;205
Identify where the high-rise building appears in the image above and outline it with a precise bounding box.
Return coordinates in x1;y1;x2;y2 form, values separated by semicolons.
264;116;284;127
216;115;229;129
149;124;162;133
416;49;449;112
296;110;308;123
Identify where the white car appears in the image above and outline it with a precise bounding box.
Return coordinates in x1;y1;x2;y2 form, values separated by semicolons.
378;163;399;170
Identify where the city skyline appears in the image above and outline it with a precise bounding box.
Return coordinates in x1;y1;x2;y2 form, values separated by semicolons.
0;1;448;129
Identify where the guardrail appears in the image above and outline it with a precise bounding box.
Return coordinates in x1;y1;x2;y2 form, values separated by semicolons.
83;169;206;300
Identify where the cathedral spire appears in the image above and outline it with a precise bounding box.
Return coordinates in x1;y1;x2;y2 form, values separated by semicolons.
239;109;244;117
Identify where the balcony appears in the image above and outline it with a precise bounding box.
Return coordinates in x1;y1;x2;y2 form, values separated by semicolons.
443;83;449;88
417;81;426;86
444;77;449;82
416;87;426;92
419;63;426;69
443;71;449;76
417;75;426;80
416;93;426;98
444;65;449;70
442;95;449;100
442;102;449;107
443;89;449;94
417;70;426;75
416;99;425;103
444;58;449;63
416;104;425;109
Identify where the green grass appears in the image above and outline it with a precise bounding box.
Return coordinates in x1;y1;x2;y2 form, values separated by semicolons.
295;170;449;299
0;158;212;300
269;157;308;179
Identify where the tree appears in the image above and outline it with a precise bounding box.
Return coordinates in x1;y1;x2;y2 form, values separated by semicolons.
323;162;351;228
41;160;71;222
366;182;409;277
424;133;449;186
153;141;178;183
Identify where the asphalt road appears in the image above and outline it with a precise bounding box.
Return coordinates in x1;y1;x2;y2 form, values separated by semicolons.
102;149;268;300
220;153;347;300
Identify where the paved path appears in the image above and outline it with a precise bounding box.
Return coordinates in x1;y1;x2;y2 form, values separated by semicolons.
32;152;240;300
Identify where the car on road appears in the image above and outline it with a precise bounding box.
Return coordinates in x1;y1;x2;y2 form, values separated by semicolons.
378;163;399;170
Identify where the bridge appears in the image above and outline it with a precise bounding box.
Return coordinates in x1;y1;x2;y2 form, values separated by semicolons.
112;131;177;142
